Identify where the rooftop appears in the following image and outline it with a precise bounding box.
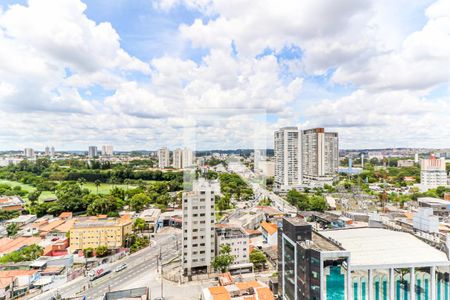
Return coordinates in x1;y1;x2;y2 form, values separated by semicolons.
0;236;42;254
260;222;277;235
418;197;450;206
320;228;449;267
72;216;131;229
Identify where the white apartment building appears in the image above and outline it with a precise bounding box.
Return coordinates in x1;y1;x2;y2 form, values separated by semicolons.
274;127;302;192
88;146;98;158
420;156;448;190
23;148;35;158
44;146;50;156
102;145;114;156
173;148;183;169
301;128;339;185
158;147;170;169
172;147;194;169
182;147;194;168
182;178;220;276
215;225;250;266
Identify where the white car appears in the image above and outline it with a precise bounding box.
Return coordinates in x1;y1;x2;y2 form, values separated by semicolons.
114;263;127;272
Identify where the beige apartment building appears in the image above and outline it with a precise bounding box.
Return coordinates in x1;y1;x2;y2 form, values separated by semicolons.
69;216;132;251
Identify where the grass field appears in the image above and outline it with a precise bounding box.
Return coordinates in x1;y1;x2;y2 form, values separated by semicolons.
0;179;139;201
81;182;136;194
0;179;56;201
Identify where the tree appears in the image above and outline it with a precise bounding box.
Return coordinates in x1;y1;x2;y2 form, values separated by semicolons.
212;244;234;273
250;249;267;270
133;218;146;233
87;195;122;216
83;247;94;258
308;195;328;212
28;190;41;206
0;244;43;263
94;180;102;194
6;223;19;237
77;178;86;187
287;189;309;210
95;245;109;257
129;193;150;212
56;182;90;212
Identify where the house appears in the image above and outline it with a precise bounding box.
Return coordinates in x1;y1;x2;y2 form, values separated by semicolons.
0;270;40;298
201;274;275;300
260;222;277;246
0;237;42;257
0;196;25;211
5;215;37;226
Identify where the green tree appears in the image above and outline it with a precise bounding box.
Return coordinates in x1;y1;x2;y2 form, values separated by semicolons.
95;245;109;257
250;249;267;270
110;187;126;201
87;195;122;215
133;218;146;233
28;190;41;206
94;179;102;194
287;189;309;210
129;193;150;212
77;177;86;187
56;182;90;212
6;223;19;237
0;244;43;263
212;244;234;273
83;247;94;258
308;195;328;212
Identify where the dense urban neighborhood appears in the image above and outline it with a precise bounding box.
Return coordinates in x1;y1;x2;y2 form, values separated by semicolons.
0;135;449;299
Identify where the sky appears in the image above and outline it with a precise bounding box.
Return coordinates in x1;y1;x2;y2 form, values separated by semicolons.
0;0;449;151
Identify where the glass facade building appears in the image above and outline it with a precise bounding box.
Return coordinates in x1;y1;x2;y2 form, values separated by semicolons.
278;218;450;300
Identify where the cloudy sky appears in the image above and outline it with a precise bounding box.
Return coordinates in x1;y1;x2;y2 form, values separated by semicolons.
0;0;449;151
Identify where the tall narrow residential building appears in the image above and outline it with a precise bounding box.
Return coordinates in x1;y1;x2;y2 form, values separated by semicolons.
172;147;194;169
24;148;35;158
301;128;339;185
44;146;50;156
158;147;170;169
420;155;448;190
182;178;220;276
102;145;114;156
274;127;302;192
173;148;183;169
88;146;98;158
50;146;55;157
182;147;194;168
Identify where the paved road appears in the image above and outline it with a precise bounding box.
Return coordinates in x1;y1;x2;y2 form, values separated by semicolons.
31;233;180;300
227;160;297;214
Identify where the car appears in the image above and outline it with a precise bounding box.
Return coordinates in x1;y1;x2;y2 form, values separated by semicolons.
114;263;127;272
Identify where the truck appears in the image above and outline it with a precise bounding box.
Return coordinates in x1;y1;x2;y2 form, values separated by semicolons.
87;263;111;281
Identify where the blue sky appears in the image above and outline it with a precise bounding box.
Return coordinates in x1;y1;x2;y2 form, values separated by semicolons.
0;0;448;151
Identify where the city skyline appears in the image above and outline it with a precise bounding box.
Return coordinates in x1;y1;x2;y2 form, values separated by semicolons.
0;0;449;150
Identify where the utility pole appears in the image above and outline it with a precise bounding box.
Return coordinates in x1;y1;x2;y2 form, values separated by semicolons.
161;260;164;299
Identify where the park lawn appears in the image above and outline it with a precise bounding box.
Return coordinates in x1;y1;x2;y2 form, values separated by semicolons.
0;179;56;201
82;182;136;194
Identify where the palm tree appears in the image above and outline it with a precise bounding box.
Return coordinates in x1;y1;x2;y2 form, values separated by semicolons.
94;180;101;194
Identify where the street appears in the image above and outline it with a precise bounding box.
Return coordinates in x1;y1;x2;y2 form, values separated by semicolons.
227;160;297;214
30;233;181;300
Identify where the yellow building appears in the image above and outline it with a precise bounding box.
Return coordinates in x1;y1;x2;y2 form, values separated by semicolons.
69;216;132;251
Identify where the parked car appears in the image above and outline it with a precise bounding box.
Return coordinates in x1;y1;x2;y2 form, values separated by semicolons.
114;263;128;272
